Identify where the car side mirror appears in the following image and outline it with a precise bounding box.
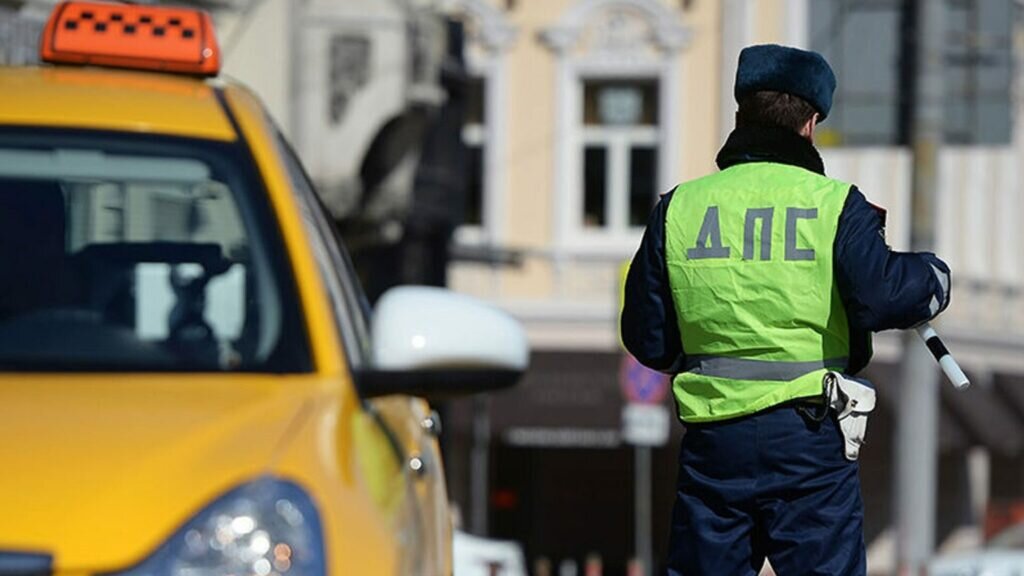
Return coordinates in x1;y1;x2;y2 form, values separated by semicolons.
357;286;529;399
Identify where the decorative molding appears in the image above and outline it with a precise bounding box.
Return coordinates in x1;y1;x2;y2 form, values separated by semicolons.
540;0;693;55
443;0;518;52
538;27;576;53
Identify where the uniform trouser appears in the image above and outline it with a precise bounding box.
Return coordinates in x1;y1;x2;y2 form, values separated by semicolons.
666;404;866;575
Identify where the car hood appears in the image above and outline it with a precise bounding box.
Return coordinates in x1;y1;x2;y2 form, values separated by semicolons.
0;373;316;572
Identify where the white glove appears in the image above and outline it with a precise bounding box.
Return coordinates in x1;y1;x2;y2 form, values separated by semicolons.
824;372;877;461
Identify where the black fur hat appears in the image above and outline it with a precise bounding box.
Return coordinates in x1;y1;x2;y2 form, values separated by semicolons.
735;44;837;120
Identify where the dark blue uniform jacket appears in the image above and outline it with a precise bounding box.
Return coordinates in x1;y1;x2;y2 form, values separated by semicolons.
621;126;951;376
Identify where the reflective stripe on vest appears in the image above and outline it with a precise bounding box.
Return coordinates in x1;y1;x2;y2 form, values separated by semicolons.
684;356;849;381
664;162;853;423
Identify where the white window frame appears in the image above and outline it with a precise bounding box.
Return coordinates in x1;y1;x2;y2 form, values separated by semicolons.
582;124;659;232
577;70;663;239
542;0;692;259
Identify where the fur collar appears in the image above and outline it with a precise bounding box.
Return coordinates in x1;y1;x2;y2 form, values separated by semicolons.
715;125;826;175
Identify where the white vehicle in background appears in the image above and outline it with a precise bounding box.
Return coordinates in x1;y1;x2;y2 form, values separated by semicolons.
453;530;529;576
931;523;1024;576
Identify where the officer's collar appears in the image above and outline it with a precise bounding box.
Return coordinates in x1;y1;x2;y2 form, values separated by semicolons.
715;125;826;175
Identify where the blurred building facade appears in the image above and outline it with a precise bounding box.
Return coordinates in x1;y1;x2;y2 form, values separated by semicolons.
5;0;1024;574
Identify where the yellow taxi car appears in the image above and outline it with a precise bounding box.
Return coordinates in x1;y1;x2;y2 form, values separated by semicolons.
0;2;528;576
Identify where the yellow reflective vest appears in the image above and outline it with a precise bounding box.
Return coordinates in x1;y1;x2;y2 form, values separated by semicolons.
665;162;853;422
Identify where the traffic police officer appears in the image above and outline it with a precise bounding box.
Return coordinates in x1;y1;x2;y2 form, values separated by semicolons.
621;44;952;575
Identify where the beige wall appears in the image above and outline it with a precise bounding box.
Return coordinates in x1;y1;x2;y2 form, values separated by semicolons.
497;0;565;299
679;0;722;179
751;0;785;45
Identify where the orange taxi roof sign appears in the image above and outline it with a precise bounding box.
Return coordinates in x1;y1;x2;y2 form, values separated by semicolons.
40;2;221;77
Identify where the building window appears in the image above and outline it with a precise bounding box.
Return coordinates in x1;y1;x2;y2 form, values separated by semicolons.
462;75;486;227
944;0;1014;145
580;79;660;232
541;0;690;254
809;0;1013;146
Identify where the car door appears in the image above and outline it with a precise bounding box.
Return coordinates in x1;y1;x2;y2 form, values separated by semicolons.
369;395;450;573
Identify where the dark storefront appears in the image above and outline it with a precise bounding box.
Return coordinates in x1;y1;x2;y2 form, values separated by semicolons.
445;351;681;574
444;351;1024;575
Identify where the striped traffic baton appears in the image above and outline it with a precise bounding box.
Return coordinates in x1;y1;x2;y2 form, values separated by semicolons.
915;322;970;390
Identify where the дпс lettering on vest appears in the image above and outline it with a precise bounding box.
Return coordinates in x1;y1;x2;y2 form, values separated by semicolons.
686;205;819;261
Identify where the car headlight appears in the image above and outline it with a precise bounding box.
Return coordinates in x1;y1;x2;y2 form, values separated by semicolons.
109;478;325;576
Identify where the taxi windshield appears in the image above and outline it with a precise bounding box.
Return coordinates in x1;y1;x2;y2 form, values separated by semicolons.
0;128;311;372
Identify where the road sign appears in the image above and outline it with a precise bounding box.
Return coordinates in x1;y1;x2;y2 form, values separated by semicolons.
621;403;670;446
619;354;670;404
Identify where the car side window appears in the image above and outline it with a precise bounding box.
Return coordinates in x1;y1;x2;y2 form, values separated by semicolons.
273;130;372;370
